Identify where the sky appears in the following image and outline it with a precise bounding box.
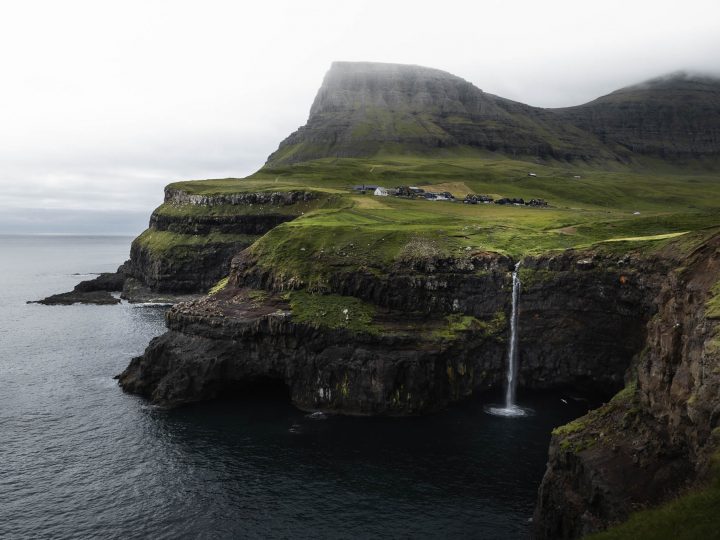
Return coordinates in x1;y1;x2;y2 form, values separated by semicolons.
1;0;719;234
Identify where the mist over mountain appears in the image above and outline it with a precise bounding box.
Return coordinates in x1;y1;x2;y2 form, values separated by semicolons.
267;62;720;165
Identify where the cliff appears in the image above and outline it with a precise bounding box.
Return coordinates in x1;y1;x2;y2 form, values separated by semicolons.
116;63;720;299
118;246;669;413
534;232;720;538
123;186;325;294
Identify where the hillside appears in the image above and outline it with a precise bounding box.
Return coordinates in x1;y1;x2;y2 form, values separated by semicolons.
555;72;720;159
267;63;720;165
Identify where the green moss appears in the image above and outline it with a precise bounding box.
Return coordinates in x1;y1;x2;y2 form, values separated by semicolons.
208;276;229;295
706;280;720;319
610;381;637;404
518;267;556;288
553;382;638;452
433;311;507;341
288;291;379;334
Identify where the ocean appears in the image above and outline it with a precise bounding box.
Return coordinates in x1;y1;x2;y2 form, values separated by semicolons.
0;235;589;539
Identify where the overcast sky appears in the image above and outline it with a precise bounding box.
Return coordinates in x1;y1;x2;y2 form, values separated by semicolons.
1;0;719;233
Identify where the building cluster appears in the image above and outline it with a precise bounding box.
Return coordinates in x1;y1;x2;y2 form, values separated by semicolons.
351;185;548;207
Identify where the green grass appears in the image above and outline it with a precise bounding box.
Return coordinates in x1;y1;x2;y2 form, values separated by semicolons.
707;280;720;319
552;382;638;452
208;276;229;295
142;155;719;287
288;291;379;334
432;312;507;340
134;229;258;256
585;459;720;540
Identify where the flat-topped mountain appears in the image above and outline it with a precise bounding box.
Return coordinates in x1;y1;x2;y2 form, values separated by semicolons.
267;62;720;165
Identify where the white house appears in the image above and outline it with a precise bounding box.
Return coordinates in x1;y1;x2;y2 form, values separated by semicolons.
374;187;389;197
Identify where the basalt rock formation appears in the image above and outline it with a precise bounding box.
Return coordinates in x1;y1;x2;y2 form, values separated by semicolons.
123;188;319;293
32;268;126;305
118;248;669;413
534;233;720;538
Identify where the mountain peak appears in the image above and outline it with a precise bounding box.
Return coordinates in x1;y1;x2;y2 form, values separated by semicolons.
265;62;720;166
308;61;479;117
609;70;720;96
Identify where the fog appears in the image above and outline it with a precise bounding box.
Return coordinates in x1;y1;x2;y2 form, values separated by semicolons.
1;0;718;233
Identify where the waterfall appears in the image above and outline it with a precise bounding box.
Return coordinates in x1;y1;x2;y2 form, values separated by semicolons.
484;261;531;417
505;261;521;409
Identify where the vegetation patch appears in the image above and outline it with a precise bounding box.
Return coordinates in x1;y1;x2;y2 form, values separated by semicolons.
146;156;720;289
706;280;720;319
208;277;229;295
433;311;506;340
585;475;720;540
288;291;379;334
134;229;257;256
553;382;638;453
517;267;557;288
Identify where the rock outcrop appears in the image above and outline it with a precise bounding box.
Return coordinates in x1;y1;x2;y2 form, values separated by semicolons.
31;269;126;305
124;188;320;293
534;232;720;538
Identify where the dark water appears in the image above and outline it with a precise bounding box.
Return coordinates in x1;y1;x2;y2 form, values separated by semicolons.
0;235;590;539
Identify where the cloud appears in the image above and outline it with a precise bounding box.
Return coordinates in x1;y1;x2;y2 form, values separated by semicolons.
0;0;718;232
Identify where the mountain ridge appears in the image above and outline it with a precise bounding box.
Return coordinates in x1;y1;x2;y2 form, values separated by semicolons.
266;62;720;166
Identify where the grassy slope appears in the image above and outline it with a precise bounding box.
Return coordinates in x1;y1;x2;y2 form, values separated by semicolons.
585;454;720;540
149;154;720;286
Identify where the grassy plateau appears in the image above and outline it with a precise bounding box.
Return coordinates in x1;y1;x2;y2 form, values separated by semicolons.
153;155;719;287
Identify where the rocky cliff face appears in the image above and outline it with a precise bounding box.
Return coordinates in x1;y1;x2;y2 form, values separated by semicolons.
534;232;720;538
124;188;318;293
266;63;720;165
118;248;668;413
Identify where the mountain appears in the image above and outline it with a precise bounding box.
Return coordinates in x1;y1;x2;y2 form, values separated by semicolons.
266;62;720;165
554;71;720;159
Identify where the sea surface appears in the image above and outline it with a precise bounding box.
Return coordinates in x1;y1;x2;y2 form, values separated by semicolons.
0;235;591;539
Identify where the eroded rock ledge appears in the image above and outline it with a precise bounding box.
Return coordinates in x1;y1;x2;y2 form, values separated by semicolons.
118;249;667;413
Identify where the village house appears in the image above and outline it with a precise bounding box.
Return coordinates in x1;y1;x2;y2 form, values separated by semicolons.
352;184;379;193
